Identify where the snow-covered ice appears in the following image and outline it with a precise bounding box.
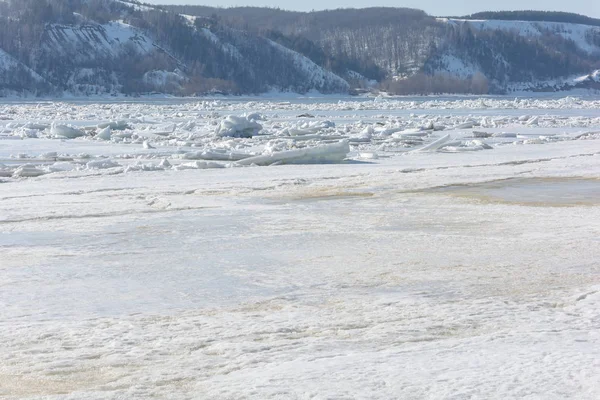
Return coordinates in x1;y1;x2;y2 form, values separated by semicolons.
1;95;600;399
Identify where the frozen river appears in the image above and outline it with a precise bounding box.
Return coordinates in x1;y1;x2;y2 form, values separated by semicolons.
1;95;600;399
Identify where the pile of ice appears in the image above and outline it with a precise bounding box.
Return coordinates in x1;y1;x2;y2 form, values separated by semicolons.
12;164;46;178
50;123;85;139
408;134;492;153
96;126;112;140
0;163;15;177
237;140;350;166
215;115;263;138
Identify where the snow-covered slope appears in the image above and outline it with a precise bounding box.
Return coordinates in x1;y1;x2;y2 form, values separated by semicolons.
42;21;154;60
575;69;600;83
0;50;44;82
198;28;244;61
0;49;51;95
433;54;482;79
112;1;348;94
31;21;161;95
266;40;349;92
439;18;600;55
192;27;349;93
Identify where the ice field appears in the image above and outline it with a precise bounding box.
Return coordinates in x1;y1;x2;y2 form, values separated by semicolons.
1;95;600;399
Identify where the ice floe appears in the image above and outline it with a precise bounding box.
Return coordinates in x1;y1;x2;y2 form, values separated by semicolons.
50;123;85;139
215;115;263;138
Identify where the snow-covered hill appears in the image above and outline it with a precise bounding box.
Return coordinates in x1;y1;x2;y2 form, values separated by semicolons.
439;18;600;55
0;0;599;96
7;14;348;95
165;5;600;94
416;17;600;93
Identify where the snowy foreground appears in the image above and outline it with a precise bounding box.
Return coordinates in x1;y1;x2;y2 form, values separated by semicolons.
1;96;600;399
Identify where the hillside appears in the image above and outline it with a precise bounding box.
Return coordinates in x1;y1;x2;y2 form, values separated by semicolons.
171;6;600;93
0;1;599;96
0;0;349;96
421;18;600;92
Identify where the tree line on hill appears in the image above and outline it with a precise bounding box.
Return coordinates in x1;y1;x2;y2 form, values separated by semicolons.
460;11;600;27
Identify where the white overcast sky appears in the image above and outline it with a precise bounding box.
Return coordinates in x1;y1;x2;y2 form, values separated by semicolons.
145;0;600;18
